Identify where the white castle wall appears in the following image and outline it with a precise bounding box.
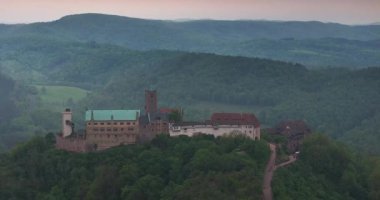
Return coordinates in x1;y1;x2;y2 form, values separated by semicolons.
169;124;260;140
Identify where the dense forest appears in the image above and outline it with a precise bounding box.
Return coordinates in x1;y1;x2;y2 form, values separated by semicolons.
0;37;379;154
0;133;379;199
1;13;380;67
81;53;380;154
273;134;380;200
0;134;270;200
0;72;60;152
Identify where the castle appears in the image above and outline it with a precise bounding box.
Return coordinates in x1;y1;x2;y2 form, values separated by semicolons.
56;90;261;152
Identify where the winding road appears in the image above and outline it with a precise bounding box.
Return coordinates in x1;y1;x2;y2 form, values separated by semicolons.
262;144;297;200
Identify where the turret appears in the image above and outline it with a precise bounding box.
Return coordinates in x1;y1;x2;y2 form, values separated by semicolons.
145;90;157;114
62;108;73;137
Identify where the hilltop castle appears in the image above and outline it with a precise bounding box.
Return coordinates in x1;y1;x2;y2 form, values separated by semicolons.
56;90;260;152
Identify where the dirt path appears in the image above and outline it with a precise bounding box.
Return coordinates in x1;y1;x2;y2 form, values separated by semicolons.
262;144;297;200
275;155;297;169
262;143;276;200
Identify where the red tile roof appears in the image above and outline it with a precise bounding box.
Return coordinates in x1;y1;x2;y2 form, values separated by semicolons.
159;108;177;114
211;113;260;127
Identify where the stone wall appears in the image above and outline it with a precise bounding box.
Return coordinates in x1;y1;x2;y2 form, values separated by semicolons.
55;135;88;152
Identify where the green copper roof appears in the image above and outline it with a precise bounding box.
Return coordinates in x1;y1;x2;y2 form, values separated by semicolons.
85;110;140;121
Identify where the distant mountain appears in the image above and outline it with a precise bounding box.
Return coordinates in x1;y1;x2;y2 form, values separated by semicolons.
1;13;380;67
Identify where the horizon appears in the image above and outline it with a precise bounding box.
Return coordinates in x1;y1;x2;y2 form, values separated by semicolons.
1;0;379;25
1;12;379;26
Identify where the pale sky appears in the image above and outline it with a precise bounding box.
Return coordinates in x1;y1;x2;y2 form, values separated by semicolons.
0;0;379;24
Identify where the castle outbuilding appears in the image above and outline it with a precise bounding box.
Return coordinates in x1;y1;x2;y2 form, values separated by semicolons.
269;120;311;153
169;113;261;140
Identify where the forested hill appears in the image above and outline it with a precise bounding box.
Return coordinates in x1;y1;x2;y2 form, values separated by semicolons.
0;73;42;151
0;73;17;123
0;13;380;67
0;134;271;199
0;132;379;199
0;37;379;153
273;134;380;200
81;52;380;154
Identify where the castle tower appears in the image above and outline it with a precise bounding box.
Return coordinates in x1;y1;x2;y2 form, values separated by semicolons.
145;90;157;114
62;108;73;137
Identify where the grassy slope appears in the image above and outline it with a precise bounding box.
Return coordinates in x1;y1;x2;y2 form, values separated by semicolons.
34;85;89;111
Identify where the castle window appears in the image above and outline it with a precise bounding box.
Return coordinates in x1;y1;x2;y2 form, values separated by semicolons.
127;122;131;125
107;122;111;125
88;123;91;125
133;122;135;125
113;128;118;131
107;134;110;138
120;122;124;125
107;128;111;132
128;127;134;131
100;128;105;132
114;135;117;138
121;128;124;131
114;122;117;125
94;128;99;131
100;123;104;125
94;123;98;125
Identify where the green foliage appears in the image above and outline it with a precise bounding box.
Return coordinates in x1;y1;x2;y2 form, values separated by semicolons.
368;158;380;200
0;73;49;151
0;134;270;200
1;14;380;67
79;52;380;154
273;134;374;200
1;42;380;154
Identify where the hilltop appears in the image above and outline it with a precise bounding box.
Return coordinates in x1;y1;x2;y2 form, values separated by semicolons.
0;13;380;67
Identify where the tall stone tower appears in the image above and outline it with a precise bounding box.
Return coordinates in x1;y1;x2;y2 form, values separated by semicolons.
145;90;157;114
62;108;73;137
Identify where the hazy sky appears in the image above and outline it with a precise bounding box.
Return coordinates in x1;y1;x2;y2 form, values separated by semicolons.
1;0;379;24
